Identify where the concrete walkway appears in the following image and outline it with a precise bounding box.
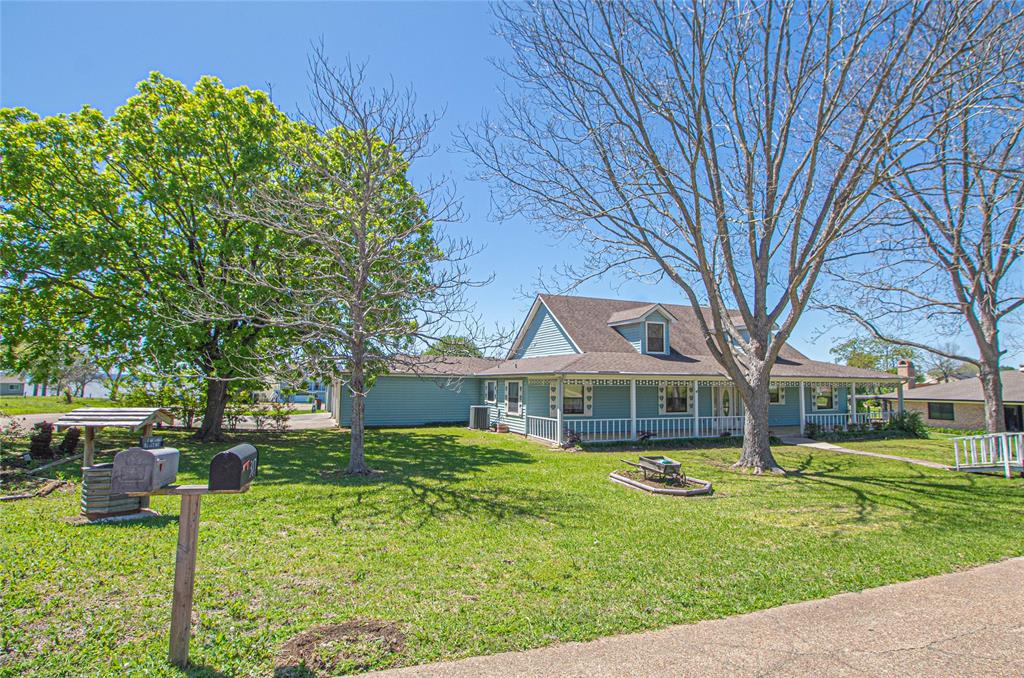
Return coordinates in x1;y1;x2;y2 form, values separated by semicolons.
371;558;1024;677
780;435;949;470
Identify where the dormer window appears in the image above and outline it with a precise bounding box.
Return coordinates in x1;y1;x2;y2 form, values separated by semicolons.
646;322;666;354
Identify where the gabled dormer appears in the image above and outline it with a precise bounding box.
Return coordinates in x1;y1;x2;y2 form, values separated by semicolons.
607;303;677;356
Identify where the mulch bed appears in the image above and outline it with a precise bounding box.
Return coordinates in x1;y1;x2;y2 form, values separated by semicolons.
275;620;405;677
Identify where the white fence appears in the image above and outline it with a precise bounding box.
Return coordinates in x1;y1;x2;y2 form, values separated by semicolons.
805;412;890;431
524;415;746;444
953;432;1024;478
526;415;558;443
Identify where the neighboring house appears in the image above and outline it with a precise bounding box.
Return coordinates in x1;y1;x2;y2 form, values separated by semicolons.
330;294;902;443
879;361;1024;432
0;373;25;397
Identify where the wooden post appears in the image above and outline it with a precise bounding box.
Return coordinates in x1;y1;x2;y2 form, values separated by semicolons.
142;422;154;439
83;426;96;467
169;494;201;667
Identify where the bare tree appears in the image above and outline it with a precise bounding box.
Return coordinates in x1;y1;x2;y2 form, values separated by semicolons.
462;1;998;472
825;6;1024;432
178;44;498;474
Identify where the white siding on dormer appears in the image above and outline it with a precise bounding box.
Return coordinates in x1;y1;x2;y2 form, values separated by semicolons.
513;304;579;358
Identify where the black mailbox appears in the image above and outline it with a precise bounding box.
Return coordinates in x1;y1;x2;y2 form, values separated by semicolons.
208;443;258;491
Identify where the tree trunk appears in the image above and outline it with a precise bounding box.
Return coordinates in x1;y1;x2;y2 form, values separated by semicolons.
345;360;371;475
732;377;784;474
193;378;229;442
978;362;1006;433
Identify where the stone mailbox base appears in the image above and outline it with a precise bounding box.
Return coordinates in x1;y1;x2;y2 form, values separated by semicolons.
81;463;149;519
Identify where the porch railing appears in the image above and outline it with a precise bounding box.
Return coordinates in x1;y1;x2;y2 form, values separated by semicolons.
805;411;891;431
526;415;558;443
523;415;747;444
636;417;693;440
565;418;632;442
953;432;1024;478
695;415;744;438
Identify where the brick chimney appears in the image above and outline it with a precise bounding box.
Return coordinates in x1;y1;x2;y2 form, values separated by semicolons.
897;359;916;388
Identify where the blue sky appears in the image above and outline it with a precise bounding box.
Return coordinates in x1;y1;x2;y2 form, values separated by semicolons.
2;1;1001;365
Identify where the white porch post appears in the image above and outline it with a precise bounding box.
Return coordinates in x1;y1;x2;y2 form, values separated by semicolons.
897;380;905;416
556;376;564;446
630;378;637;441
692;379;699;437
849;381;855;429
799;381;806;435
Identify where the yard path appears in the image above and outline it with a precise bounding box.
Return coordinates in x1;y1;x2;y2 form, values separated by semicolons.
780;435;950;470
371;557;1024;677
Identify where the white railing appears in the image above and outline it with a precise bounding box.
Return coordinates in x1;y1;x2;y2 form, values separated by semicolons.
565;418;633;442
526;415;559;443
805;412;890;431
695;415;745;438
953;432;1024;478
636;417;693;440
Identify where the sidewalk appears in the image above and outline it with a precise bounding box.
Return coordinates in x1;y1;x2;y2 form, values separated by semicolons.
780;435;949;470
371;557;1024;677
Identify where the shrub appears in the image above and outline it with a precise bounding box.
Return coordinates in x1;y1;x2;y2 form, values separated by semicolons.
269;400;293;434
805;421;821;438
886;411;927;438
56;426;81;456
29;422;54;459
250;401;270;432
0;415;26;466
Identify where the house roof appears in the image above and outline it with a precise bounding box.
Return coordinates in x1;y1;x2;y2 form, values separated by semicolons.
0;373;23;385
606;303;679;325
386;355;501;377
878;370;1024;404
485;294;898;381
475;351;898;381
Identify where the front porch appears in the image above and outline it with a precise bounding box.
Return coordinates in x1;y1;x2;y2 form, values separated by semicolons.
512;376;899;445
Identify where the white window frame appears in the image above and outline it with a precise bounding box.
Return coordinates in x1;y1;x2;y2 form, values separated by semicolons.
505;379;523;416
645;321;668;355
812;386;835;411
562;383;586;415
665;384;689;413
768;385;785;405
484;380;497;404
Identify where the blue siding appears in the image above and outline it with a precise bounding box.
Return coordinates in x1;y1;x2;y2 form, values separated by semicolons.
616;323;643;352
802;385;850;414
514;304;578;358
338;375;482;427
482;378;532;434
768;386;801;426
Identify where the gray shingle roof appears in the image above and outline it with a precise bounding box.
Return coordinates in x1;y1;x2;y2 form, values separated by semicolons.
388;355;501;377
879;370;1024;404
484;295;899;381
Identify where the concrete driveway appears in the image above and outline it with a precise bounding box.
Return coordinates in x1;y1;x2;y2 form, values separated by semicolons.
371;557;1024;677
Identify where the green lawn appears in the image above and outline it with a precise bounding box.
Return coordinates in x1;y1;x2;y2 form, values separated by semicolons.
2;427;1023;677
0;395;115;416
834;432;963;466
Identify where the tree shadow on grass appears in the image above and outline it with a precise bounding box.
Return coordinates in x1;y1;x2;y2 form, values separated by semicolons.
229;429;588;528
785;451;1024;532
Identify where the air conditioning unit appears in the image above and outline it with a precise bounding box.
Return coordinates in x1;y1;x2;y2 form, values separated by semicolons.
469;405;490;430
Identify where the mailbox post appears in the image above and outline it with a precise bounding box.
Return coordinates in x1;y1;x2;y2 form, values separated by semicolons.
120;443;258;668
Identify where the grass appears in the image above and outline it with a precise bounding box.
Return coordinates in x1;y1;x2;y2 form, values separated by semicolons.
0;395;115;416
2;426;1023;677
830;432;963;466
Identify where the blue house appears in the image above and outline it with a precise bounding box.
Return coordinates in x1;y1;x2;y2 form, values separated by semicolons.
329;294;903;444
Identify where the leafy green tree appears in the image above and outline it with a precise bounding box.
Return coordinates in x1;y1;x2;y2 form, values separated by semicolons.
423;336;483;358
0;74;298;440
829;337;919;373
